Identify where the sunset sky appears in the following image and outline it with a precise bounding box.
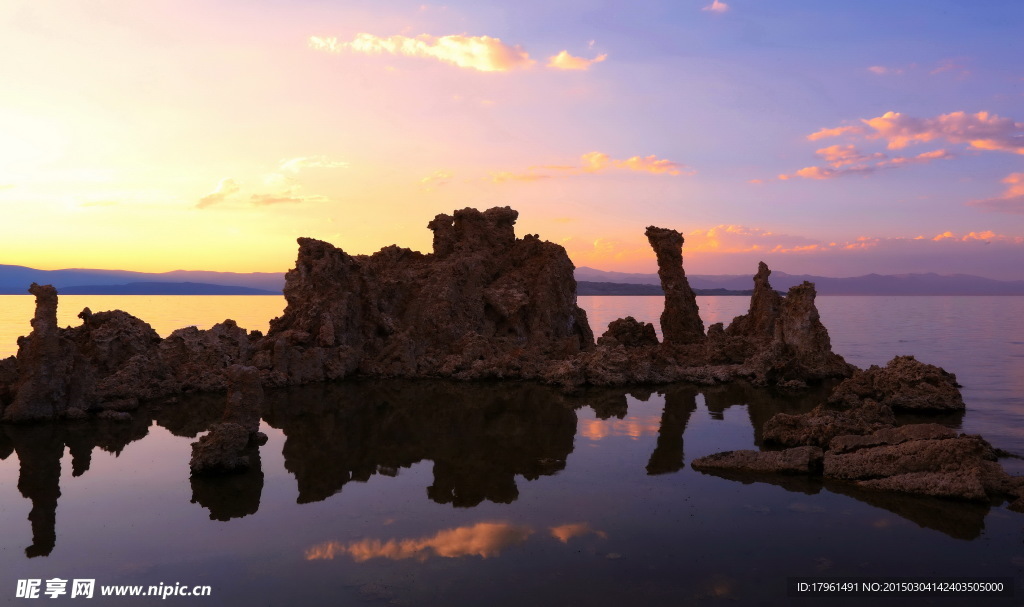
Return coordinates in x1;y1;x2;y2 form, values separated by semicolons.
2;0;1023;278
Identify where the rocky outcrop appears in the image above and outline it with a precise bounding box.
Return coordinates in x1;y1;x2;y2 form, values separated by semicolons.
189;423;253;474
824;431;1020;502
254;207;594;385
597;316;658;348
763;400;895;448
827;355;965;412
222;364;264;436
644;226;704;345
1;283;259;422
0;207;858;420
691;445;823;475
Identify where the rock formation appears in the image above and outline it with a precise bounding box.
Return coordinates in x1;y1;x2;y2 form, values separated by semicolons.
0;206;868;421
692;445;824;476
827;355;965;412
189;364;268;475
644;226;704;345
253;207;595;385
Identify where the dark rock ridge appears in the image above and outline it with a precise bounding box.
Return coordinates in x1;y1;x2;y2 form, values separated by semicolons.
1;205;858;422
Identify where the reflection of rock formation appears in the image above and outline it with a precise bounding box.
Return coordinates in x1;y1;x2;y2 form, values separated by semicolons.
646;386;699;475
2;415;150;558
262;380;578;506
10;425;62;558
190;446;264;521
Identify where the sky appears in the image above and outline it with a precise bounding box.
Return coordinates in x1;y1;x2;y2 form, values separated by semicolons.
1;0;1023;278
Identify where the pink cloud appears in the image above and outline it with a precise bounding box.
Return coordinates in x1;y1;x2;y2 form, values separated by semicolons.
968;173;1024;214
702;0;730;13
860;111;1024;154
867;65;904;76
776;146;953;180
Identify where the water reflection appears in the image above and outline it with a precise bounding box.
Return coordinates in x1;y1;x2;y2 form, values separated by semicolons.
0;376;1006;559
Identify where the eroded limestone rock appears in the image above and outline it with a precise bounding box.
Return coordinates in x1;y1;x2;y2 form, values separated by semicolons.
691;445;824;475
597;317;658;348
255;207;595;384
828;355;965;412
189;423;252;474
763;401;895;448
644;226;704;345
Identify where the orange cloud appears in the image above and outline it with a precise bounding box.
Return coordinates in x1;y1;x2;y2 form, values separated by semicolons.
702;0;730;13
311;33;535;72
547;50;608;71
278;156;348;173
550;523;608;543
807;125;865;141
968;173;1024;214
196;178;240;208
306;522;534;562
580;151;689;175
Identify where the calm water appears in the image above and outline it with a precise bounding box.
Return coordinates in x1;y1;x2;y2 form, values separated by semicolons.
1;294;1023;606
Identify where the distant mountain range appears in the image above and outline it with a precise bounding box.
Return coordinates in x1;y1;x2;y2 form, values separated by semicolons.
574;267;1024;296
0;265;285;295
1;263;1022;296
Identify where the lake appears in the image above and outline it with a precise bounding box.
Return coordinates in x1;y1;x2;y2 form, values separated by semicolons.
1;294;1023;605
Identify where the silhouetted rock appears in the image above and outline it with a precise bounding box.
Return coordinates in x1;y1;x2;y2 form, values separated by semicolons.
255;207;594;384
691;446;824;475
644;226;704;345
3;284;72;421
598;316;658;348
828;355;965;412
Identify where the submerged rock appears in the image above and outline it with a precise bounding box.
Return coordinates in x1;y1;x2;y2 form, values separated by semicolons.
691;446;824;475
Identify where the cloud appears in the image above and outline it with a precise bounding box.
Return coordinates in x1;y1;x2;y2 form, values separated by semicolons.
867;65;904;76
807;125;865;141
547;50;608;71
305;522;534;562
250;192;326;206
488;152;691;184
580;152;689;175
311;33;535;72
813;111;1024;154
196;178;241;208
776;146;953;180
420;170;453;190
968;173;1024;214
930;58;969;76
702;0;730;13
